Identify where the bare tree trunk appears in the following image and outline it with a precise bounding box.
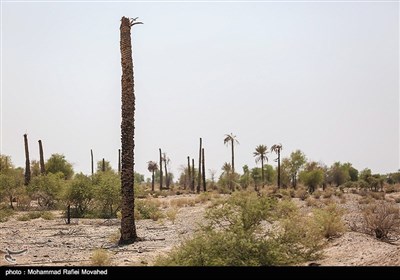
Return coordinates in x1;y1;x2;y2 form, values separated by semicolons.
38;140;45;175
164;156;169;189
159;148;163;190
119;16;140;244
151;170;155;192
277;151;281;188
191;158;195;192
261;156;264;188
102;158;105;172
118;149;121;174
187;156;191;190
202;148;206;192
197;138;202;193
91;149;94;175
231;139;235;174
23;134;31;186
67;204;71;224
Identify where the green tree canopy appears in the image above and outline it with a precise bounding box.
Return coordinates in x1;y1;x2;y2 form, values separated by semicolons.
45;154;74;180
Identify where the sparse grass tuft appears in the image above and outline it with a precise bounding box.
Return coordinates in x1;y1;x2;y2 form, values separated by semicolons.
322;188;334;199
306;197;317;207
135;199;163;221
0;208;14;222
295;188;309;201
166;207;179;224
91;249;111;266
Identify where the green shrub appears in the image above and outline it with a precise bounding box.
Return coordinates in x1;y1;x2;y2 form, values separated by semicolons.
273;200;298;219
0;208;14;222
156;191;323;266
135;199;163;221
41;211;55;220
17;214;30;221
313;204;345;238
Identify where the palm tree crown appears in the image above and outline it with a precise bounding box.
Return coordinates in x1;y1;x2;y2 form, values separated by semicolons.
253;145;269;164
223;133;239;173
147;161;158;172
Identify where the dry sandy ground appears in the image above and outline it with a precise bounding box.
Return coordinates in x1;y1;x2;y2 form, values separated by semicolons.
0;193;399;266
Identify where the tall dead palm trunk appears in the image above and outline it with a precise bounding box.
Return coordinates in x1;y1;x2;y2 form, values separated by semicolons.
191;158;195;192
202;148;206;192
187;156;191;190
23;134;31;185
271;144;283;188
38;140;45;175
102;158;106;172
197;138;202;193
119;16;142;244
90;149;94;175
159;148;163;190
118;149;121;174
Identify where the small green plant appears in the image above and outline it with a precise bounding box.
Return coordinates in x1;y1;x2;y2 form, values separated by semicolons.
313;204;346;239
274;200;298;219
28;212;42;219
135;199;163;221
0;208;14;222
17;214;31;221
41;211;55;220
91;249;111;266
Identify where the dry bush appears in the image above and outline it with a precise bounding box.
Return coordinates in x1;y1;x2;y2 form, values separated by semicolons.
395;197;400;204
195;192;212;204
313;190;322;199
306;197;317;207
166;207;179;224
359;189;368;197
108;230;120;244
334;190;344;198
384;184;400;193
313;204;346;239
41;211;55;220
295;189;309;201
322;188;334;199
274;200;298;219
350;189;358;195
358;196;374;205
91;249;111;266
362;201;400;240
17;214;30;221
370;192;385;200
323;198;334;206
170;198;188;208
339;197;347;204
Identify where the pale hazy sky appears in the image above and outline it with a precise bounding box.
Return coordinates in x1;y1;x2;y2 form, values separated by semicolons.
1;1;399;179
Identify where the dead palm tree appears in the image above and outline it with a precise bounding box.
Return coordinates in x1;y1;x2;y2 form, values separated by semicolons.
162;153;171;189
23;134;31;186
271;144;283;188
38;140;46;175
119;16;142;245
223;133;239;174
147;161;158;192
253;145;268;187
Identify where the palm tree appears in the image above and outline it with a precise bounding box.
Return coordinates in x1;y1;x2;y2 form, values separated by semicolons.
271;144;283;188
23;134;31;186
90;149;94;175
223;133;239;174
147;161;158;192
197;138;202;193
159;148;163;190
253;145;268;187
119;16;142;245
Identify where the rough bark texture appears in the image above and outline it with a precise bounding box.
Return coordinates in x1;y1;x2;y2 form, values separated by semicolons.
202;148;206;192
187;156;191;191
197;138;202;193
23;134;31;186
38;140;46;175
91;149;94;175
261;157;264;187
119;16;138;244
159;148;163;191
